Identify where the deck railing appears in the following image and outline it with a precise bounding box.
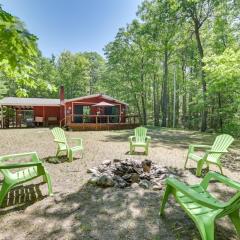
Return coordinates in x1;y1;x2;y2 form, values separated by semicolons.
63;114;141;126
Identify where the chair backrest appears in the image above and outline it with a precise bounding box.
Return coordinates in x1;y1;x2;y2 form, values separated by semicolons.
51;127;67;143
135;127;147;143
208;134;234;162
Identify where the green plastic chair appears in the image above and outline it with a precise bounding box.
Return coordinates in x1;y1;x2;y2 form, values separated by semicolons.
128;126;151;155
0;152;52;207
184;134;234;176
51;127;83;161
160;172;240;240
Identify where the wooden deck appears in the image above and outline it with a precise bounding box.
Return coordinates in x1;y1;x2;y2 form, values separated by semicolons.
67;123;140;131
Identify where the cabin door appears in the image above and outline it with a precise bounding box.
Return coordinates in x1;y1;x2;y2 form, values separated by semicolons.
74;105;83;123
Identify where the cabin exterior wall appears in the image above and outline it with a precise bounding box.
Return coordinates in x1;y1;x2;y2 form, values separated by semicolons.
64;96;126;123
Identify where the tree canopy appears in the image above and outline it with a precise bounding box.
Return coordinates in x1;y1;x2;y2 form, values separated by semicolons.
0;1;240;136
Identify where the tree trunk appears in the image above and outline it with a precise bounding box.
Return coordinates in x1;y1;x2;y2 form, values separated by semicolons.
140;57;147;125
173;65;177;128
181;60;187;128
161;49;168;127
218;92;223;132
153;74;160;126
127;72;142;122
193;19;207;132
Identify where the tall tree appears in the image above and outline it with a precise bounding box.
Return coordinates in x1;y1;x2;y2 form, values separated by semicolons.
0;5;39;96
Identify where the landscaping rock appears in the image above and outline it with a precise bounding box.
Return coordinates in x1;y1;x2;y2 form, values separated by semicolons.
122;174;132;181
88;176;100;185
87;168;100;177
139;180;151;189
102;160;111;166
87;158;172;189
142;159;152;173
131;173;140;183
113;158;122;163
131;183;139;189
97;165;107;173
152;184;163;191
97;175;115;187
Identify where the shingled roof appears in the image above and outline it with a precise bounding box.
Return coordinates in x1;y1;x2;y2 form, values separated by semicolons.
0;97;60;106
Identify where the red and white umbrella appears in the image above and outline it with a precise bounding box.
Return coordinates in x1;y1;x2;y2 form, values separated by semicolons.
92;101;115;107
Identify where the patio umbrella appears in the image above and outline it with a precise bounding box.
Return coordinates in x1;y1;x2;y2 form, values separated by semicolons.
92;101;115;107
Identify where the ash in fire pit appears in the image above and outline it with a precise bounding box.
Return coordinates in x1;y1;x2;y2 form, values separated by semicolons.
87;159;171;190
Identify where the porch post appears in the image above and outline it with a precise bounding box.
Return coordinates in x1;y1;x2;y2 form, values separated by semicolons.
0;105;3;128
43;106;45;127
119;104;121;123
15;108;18;127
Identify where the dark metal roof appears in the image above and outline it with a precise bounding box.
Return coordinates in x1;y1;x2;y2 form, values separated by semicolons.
0;97;60;106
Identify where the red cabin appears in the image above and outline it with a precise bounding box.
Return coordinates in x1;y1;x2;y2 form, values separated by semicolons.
0;87;139;130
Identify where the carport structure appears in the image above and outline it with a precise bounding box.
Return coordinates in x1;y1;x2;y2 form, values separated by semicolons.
0;97;60;128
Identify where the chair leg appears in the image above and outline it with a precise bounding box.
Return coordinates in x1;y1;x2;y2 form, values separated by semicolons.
145;145;149;155
229;210;240;236
160;185;172;216
68;150;73;162
184;153;189;169
0;182;12;207
196;217;215;240
218;164;223;175
196;160;205;177
56;147;60;157
43;172;53;195
130;144;133;154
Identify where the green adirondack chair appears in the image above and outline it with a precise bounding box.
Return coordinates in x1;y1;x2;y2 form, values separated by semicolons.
128;126;151;155
160;172;240;240
51;127;83;161
0;152;52;207
184;134;234;177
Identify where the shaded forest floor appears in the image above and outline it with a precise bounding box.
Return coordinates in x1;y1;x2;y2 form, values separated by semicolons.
0;128;239;240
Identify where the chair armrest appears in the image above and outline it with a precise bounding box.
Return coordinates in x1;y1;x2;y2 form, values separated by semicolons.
207;150;228;154
54;139;66;144
0;152;41;163
166;178;225;209
0;162;42;169
71;137;83;145
192;144;212;148
189;144;211;150
128;136;135;142
201;172;240;191
146;136;151;142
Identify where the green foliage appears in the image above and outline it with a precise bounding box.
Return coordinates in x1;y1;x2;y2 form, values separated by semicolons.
82;52;105;94
204;48;240;135
1;1;240;137
0;6;40;96
102;0;240;135
56;51;90;98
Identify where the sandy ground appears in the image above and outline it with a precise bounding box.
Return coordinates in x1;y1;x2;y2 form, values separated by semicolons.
0;128;239;240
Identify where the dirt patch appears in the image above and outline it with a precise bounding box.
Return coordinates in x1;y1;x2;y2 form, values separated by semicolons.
0;128;239;240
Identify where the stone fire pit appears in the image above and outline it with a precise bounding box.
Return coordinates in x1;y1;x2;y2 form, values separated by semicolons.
87;158;172;190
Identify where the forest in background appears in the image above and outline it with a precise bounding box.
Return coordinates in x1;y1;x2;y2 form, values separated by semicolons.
1;0;240;136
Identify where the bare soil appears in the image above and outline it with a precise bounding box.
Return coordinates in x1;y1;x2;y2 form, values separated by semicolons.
0;128;239;240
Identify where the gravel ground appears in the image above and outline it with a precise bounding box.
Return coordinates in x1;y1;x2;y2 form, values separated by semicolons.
0;128;239;240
